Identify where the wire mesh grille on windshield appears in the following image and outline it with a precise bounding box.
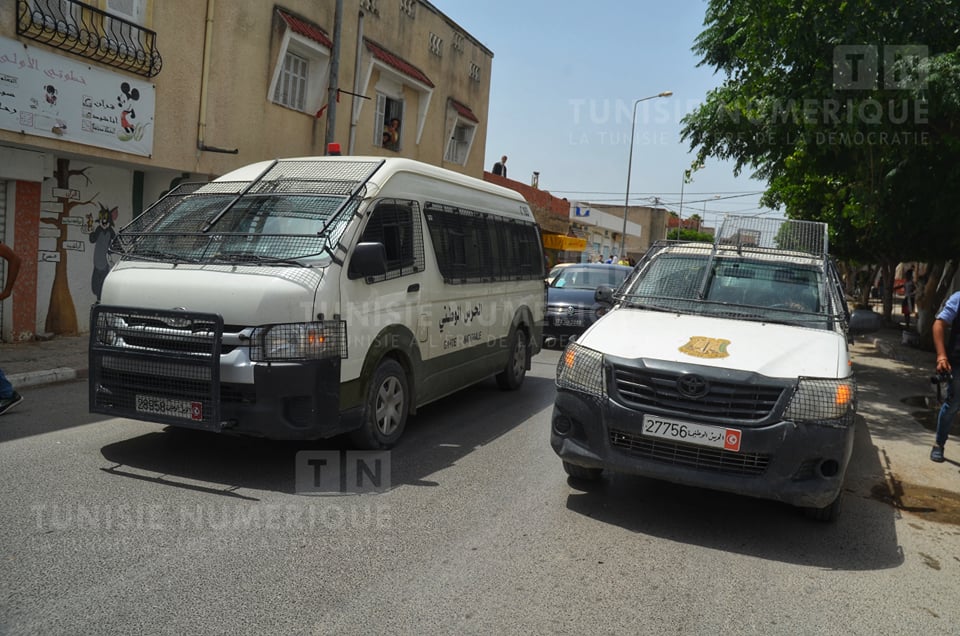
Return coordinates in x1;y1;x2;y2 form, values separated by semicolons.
715;216;828;256
112;159;382;263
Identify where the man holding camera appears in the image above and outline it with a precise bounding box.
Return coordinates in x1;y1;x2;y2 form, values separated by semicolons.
931;290;960;462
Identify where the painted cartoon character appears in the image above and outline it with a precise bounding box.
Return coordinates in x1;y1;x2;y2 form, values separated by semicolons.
118;82;139;134
30;85;67;135
89;203;118;300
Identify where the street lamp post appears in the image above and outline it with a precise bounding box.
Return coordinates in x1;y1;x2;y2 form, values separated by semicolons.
621;91;673;259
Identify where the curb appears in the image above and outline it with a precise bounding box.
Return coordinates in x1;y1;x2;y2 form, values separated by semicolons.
8;367;88;390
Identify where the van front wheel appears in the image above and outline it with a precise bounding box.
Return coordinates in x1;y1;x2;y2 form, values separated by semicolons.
496;328;528;390
352;359;409;449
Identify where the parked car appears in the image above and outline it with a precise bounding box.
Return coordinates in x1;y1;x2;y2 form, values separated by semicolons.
545;262;575;286
544;263;632;347
551;216;880;521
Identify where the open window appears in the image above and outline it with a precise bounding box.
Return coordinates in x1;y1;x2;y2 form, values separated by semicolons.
375;94;404;151
444;99;478;165
356;39;434;148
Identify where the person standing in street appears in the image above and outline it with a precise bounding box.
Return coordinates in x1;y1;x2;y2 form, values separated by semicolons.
0;241;23;415
492;155;507;177
930;290;960;462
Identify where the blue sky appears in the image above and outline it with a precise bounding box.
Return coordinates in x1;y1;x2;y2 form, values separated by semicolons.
441;0;776;228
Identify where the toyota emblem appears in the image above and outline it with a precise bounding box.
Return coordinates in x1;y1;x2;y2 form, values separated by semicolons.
676;374;709;399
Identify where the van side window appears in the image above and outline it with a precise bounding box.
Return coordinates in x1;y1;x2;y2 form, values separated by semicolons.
358;199;424;282
425;202;544;284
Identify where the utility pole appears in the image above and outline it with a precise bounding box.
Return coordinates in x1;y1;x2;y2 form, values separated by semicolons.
325;0;344;152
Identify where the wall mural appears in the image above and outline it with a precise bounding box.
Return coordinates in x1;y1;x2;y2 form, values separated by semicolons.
38;158;130;335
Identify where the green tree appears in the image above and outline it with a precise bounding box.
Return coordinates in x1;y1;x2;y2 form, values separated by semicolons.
681;0;960;331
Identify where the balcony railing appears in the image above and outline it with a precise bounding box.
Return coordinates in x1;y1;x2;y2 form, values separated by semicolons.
17;0;162;78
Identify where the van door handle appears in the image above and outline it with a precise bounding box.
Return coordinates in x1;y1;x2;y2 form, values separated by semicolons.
407;284;420;293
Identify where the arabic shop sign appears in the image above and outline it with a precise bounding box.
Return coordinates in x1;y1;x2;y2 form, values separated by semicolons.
0;36;155;157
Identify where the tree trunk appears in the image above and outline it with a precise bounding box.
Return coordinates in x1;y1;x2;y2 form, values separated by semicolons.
44;247;78;335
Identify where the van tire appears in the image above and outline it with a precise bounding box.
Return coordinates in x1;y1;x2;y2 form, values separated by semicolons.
496;328;528;390
351;359;409;449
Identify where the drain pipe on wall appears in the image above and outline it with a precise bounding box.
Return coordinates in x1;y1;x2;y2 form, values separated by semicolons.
347;9;364;155
324;0;344;153
197;0;238;156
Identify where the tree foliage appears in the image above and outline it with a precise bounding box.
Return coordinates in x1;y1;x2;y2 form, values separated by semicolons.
681;0;960;321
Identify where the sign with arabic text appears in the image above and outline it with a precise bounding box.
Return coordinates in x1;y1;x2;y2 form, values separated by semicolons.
0;36;155;156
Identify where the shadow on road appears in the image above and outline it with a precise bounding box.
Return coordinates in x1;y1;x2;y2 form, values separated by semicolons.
98;375;556;497
564;415;904;571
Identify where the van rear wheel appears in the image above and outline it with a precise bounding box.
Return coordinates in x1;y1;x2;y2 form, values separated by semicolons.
496;328;528;390
351;359;409;450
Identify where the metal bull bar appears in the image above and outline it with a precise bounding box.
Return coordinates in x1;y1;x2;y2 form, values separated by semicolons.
89;305;223;430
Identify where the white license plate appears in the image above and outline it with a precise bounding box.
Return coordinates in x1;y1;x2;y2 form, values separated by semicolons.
136;394;203;421
555;318;584;327
641;414;741;452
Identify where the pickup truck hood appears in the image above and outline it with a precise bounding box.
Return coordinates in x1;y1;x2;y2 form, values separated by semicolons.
101;262;324;326
577;307;848;378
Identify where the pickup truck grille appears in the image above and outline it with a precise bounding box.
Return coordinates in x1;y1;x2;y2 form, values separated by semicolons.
610;428;770;475
611;366;784;422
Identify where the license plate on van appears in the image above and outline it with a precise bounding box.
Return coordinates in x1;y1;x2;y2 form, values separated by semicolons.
136;394;203;421
641;414;741;452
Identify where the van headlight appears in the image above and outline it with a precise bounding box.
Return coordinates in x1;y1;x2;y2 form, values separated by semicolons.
783;377;856;424
250;321;347;361
556;342;605;398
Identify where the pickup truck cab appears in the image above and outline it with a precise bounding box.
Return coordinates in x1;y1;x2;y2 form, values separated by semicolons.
551;216;875;521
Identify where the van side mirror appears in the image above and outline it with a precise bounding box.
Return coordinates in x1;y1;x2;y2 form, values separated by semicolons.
348;242;388;280
595;286;615;305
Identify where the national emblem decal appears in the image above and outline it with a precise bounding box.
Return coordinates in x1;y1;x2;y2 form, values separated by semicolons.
679;336;731;359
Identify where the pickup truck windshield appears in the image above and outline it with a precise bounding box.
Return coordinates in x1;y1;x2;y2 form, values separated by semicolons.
620;247;839;328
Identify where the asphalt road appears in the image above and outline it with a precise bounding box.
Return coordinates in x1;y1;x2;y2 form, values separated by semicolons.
1;344;959;635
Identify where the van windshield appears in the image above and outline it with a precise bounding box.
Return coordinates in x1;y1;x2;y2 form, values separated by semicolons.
119;193;355;265
112;158;382;265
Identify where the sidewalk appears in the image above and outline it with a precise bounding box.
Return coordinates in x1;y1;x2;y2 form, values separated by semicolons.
0;333;89;389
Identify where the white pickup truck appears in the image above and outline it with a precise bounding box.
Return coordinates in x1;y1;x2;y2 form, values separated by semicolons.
551;216;876;521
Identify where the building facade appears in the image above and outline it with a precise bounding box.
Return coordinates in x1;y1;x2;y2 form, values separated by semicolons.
0;0;493;340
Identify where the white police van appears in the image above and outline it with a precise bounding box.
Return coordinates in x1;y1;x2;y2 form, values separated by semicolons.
90;157;544;448
551;216;876;521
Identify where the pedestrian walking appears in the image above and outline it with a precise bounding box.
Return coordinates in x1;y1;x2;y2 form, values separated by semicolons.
0;241;23;415
930;290;960;462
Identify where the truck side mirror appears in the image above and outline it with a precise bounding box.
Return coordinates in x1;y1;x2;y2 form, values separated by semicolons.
848;307;882;335
348;242;388;280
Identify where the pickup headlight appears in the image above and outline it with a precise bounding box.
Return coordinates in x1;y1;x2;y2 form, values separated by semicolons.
556;342;604;398
783;377;856;424
250;321;347;361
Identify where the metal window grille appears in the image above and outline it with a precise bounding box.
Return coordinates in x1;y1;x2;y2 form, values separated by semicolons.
424;203;543;284
356;199;425;282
